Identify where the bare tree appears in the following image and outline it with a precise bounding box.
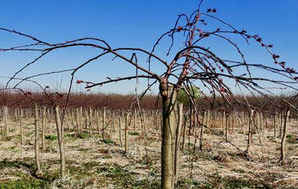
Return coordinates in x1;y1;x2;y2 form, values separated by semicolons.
1;1;298;188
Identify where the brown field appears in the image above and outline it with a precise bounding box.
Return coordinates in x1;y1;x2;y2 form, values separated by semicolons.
0;103;297;188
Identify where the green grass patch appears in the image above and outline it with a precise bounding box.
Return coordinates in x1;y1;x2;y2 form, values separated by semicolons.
205;174;272;189
0;178;49;189
65;131;90;139
102;138;114;145
96;164;137;188
286;134;298;144
128;131;139;136
78;132;89;139
45;135;57;141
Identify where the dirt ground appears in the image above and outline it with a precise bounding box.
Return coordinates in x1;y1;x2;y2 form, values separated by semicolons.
0;116;297;188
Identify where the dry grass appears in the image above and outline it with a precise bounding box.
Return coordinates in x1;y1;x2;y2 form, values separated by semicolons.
0;112;297;188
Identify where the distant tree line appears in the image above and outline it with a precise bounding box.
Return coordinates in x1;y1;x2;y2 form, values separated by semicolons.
0;91;296;114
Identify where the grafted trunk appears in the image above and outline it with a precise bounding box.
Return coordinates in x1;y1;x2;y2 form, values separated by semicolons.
160;84;178;189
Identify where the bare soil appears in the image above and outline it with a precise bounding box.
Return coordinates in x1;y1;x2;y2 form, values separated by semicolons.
0;116;297;188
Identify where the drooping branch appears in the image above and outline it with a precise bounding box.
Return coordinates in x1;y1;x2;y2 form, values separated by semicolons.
85;75;155;88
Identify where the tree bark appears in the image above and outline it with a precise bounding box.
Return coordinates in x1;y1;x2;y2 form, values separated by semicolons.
3;106;8;137
41;106;46;151
160;84;178;189
102;107;106;140
124;112;129;154
34;104;42;175
118;115;123;147
273;112;276;138
280;109;290;163
174;103;183;184
246;110;254;154
224;112;229;142
19;110;23;159
54;105;65;178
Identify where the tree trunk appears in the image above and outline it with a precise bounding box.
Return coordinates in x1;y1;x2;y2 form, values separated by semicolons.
273;112;276;138
279;112;283;138
34;104;42;175
124;113;129;154
41;106;46;151
160;84;178;189
199;111;205;151
280;109;290;163
54;105;65;178
118;115;123;147
134;109;137;131
3;106;8;137
96;110;100;135
75;108;80;136
174;103;183;184
246;110;254;154
102;107;106;140
224;112;228;142
19;110;23;159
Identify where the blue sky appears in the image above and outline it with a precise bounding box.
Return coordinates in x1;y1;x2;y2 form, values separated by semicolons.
0;0;297;94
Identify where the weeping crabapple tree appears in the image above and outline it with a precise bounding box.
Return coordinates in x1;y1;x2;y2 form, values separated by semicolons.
1;1;298;188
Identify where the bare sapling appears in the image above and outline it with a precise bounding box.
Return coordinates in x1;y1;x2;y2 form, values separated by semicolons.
88;107;93;133
41;106;46;151
225;112;229;142
102;107;106;140
3;106;8;137
231;112;235;134
19;108;23;159
84;108;88;131
79;106;83;134
187;106;193;151
273;112;277;138
133;109;137;131
118;115;123;147
180;115;186;151
75;108;80;136
54;105;66;178
279;111;283;138
69;109;75;131
245;109;254;155
34;104;42;175
96;110;100;135
13;108;18;122
199;111;206;151
193;111;199;153
280;109;290;163
124;112;129;154
139;109;147;142
111;112;116;132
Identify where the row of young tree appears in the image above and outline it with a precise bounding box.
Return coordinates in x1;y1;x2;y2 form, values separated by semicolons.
0;103;295;187
1;1;297;188
0;90;296;114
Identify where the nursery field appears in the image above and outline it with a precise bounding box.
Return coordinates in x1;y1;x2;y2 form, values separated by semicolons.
0;107;297;189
